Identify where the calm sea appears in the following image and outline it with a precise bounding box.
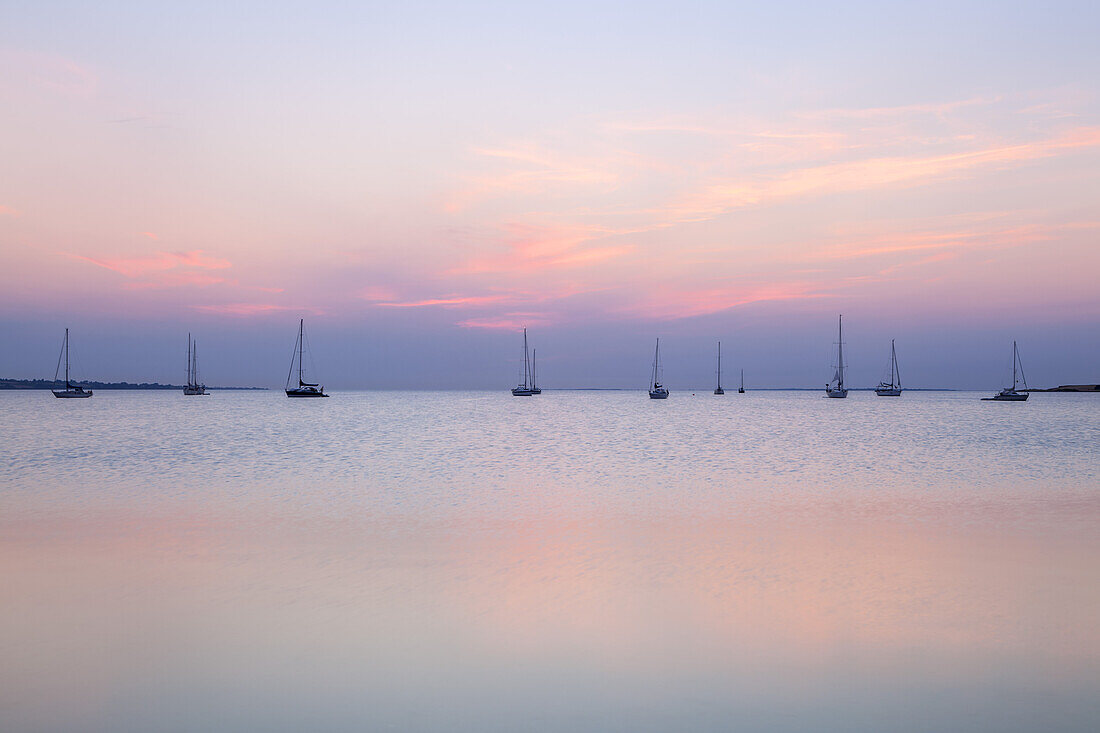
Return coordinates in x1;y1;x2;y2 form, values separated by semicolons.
1;390;1098;732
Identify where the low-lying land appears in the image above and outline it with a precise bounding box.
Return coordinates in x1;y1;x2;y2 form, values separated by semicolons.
0;378;267;390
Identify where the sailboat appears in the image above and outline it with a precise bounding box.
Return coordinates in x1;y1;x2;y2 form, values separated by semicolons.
285;319;328;397
982;341;1029;401
183;333;208;395
738;369;745;394
875;339;902;396
648;338;669;399
511;327;535;396
530;348;542;394
51;328;93;398
825;315;848;398
713;341;724;395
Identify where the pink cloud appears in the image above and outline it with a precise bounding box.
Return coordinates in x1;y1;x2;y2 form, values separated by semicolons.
192;303;313;316
140;231;159;241
0;204;19;217
72;250;231;278
625;282;827;321
374;294;510;308
452;223;633;275
457;314;551;330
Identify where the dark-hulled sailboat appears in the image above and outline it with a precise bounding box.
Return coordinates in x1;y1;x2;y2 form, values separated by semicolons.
875;339;902;396
184;333;208;395
825;315;848;398
713;341;724;395
52;328;93;398
285;319;328;397
649;338;669;399
982;341;1029;401
511;327;536;396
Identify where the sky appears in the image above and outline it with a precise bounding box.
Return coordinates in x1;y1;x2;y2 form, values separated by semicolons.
1;0;1098;389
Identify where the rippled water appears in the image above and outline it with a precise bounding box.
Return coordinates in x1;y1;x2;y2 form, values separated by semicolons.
2;390;1098;732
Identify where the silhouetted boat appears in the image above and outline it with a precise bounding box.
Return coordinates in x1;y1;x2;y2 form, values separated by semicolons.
713;341;724;395
982;341;1029;401
738;368;745;394
52;328;93;398
511;327;536;396
875;339;902;396
285;319;328;397
649;338;669;399
183;333;207;395
825;315;848;398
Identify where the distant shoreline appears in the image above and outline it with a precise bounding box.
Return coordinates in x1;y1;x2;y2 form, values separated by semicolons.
0;378;268;391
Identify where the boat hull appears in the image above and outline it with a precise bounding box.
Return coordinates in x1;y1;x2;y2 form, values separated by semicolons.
825;388;848;398
511;388;534;396
875;387;902;396
983;392;1029;401
286;388;327;398
738;388;745;394
183;386;208;395
52;389;93;398
649;390;669;399
713;388;724;395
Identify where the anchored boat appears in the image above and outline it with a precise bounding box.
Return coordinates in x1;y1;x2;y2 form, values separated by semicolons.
51;328;93;398
648;338;669;399
875;339;902;396
983;341;1029;401
183;333;208;395
285;319;328;397
825;315;848;398
713;341;724;395
511;327;537;396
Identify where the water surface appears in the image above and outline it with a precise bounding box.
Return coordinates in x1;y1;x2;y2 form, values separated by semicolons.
2;390;1097;732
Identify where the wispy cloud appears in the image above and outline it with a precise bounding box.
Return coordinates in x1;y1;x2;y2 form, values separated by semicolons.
191;303;312;316
457;314;551;330
72;250;231;278
373;294;511;308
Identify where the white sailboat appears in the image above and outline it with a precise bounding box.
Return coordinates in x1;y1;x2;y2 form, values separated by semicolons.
825;315;848;398
875;339;902;396
285;319;328;397
51;328;93;398
982;341;1029;401
183;333;208;395
511;327;535;396
713;341;724;395
649;338;669;399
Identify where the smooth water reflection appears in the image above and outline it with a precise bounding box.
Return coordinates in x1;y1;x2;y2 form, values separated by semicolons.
1;391;1098;731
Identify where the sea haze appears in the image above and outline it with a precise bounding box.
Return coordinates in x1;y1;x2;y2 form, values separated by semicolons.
1;390;1098;732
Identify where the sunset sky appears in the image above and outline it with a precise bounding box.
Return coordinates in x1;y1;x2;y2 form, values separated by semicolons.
2;1;1098;388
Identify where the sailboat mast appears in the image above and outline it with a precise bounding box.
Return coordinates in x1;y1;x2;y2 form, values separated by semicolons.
532;349;537;389
890;339;895;386
1012;340;1018;390
298;319;304;385
522;328;529;388
65;328;70;387
717;341;722;389
187;333;192;386
837;316;845;388
193;342;198;386
653;338;660;388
